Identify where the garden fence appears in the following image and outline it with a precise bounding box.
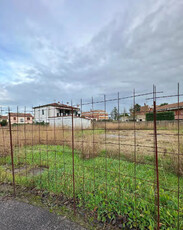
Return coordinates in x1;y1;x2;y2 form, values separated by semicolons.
0;84;182;229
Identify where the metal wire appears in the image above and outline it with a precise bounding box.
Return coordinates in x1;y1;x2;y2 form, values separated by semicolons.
0;85;182;229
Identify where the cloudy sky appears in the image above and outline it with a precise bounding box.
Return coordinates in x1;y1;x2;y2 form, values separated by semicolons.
0;0;183;111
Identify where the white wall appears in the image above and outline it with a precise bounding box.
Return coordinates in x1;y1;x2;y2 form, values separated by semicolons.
34;106;57;122
49;116;91;129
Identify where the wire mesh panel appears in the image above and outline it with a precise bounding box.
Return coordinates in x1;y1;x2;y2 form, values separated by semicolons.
0;85;182;229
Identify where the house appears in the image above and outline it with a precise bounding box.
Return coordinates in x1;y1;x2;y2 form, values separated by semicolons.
81;110;108;121
33;102;91;128
9;113;33;124
33;102;80;123
156;102;183;120
130;104;152;122
0;115;8;122
120;115;130;122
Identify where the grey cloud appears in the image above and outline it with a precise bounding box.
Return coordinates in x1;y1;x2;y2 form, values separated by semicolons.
0;0;183;110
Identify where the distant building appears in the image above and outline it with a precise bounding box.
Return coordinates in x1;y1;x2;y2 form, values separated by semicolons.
156;102;183;120
9;113;33;124
119;116;130;122
131;104;152;122
33;102;91;128
33;102;80;123
82;110;108;121
0;115;8;122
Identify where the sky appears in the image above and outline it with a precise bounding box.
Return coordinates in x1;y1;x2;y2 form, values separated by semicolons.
0;0;183;112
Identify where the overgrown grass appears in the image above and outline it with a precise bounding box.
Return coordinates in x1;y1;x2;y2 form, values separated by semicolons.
0;145;183;229
94;121;183;131
1;125;183;175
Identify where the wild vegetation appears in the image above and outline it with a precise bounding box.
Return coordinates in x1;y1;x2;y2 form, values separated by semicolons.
0;122;183;229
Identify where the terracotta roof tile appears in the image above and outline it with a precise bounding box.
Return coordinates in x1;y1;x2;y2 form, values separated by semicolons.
157;102;183;111
33;103;79;110
9;113;33;117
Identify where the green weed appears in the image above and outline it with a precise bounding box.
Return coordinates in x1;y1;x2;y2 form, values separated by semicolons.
0;145;183;229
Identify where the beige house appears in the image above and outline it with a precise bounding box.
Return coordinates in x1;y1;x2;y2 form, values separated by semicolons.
120;116;130;122
9;113;33;124
130;104;152;122
82;110;108;121
0;115;8;122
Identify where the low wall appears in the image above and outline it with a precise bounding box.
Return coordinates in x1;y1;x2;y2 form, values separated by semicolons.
49;116;91;129
94;120;183;130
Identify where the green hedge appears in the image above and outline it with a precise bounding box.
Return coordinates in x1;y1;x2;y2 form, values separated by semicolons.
146;111;174;121
0;119;8;126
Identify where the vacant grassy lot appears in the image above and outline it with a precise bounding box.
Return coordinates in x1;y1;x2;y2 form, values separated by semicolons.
1;124;183;174
0;144;183;229
0;123;183;229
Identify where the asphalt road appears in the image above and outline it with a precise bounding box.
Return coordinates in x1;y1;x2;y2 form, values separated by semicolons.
0;198;86;230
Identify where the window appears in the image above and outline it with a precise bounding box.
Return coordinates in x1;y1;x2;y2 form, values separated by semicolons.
27;117;30;120
42;109;44;115
20;118;24;123
14;117;16;120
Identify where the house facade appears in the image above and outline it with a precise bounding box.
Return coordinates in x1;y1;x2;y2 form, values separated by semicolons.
81;110;108;121
156;102;183;120
120;115;130;122
130;104;152;122
9;113;33;124
33;102;91;128
33;102;80;123
0;115;8;122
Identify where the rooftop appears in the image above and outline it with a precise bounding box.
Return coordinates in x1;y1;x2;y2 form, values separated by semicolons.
9;113;33;117
33;102;79;110
157;102;183;111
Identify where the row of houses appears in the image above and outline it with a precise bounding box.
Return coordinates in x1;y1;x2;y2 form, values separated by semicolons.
1;101;183;125
0;102;108;127
121;102;183;122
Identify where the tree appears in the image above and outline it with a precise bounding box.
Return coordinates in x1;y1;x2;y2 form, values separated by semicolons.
0;119;7;126
134;104;141;112
160;103;168;106
129;104;141;115
110;107;118;120
120;113;129;117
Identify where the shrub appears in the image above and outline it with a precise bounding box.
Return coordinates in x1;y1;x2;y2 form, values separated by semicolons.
0;119;8;126
146;111;174;121
34;121;49;125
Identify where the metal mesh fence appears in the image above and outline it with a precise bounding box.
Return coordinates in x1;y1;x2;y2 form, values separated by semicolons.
0;85;183;229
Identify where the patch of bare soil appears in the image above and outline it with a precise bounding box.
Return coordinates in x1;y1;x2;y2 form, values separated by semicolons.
28;167;46;176
3;166;47;176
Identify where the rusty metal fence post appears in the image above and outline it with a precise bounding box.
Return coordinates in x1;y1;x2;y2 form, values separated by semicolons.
71;108;76;214
153;86;160;230
0;86;181;228
177;83;180;230
133;89;137;228
8;109;16;196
